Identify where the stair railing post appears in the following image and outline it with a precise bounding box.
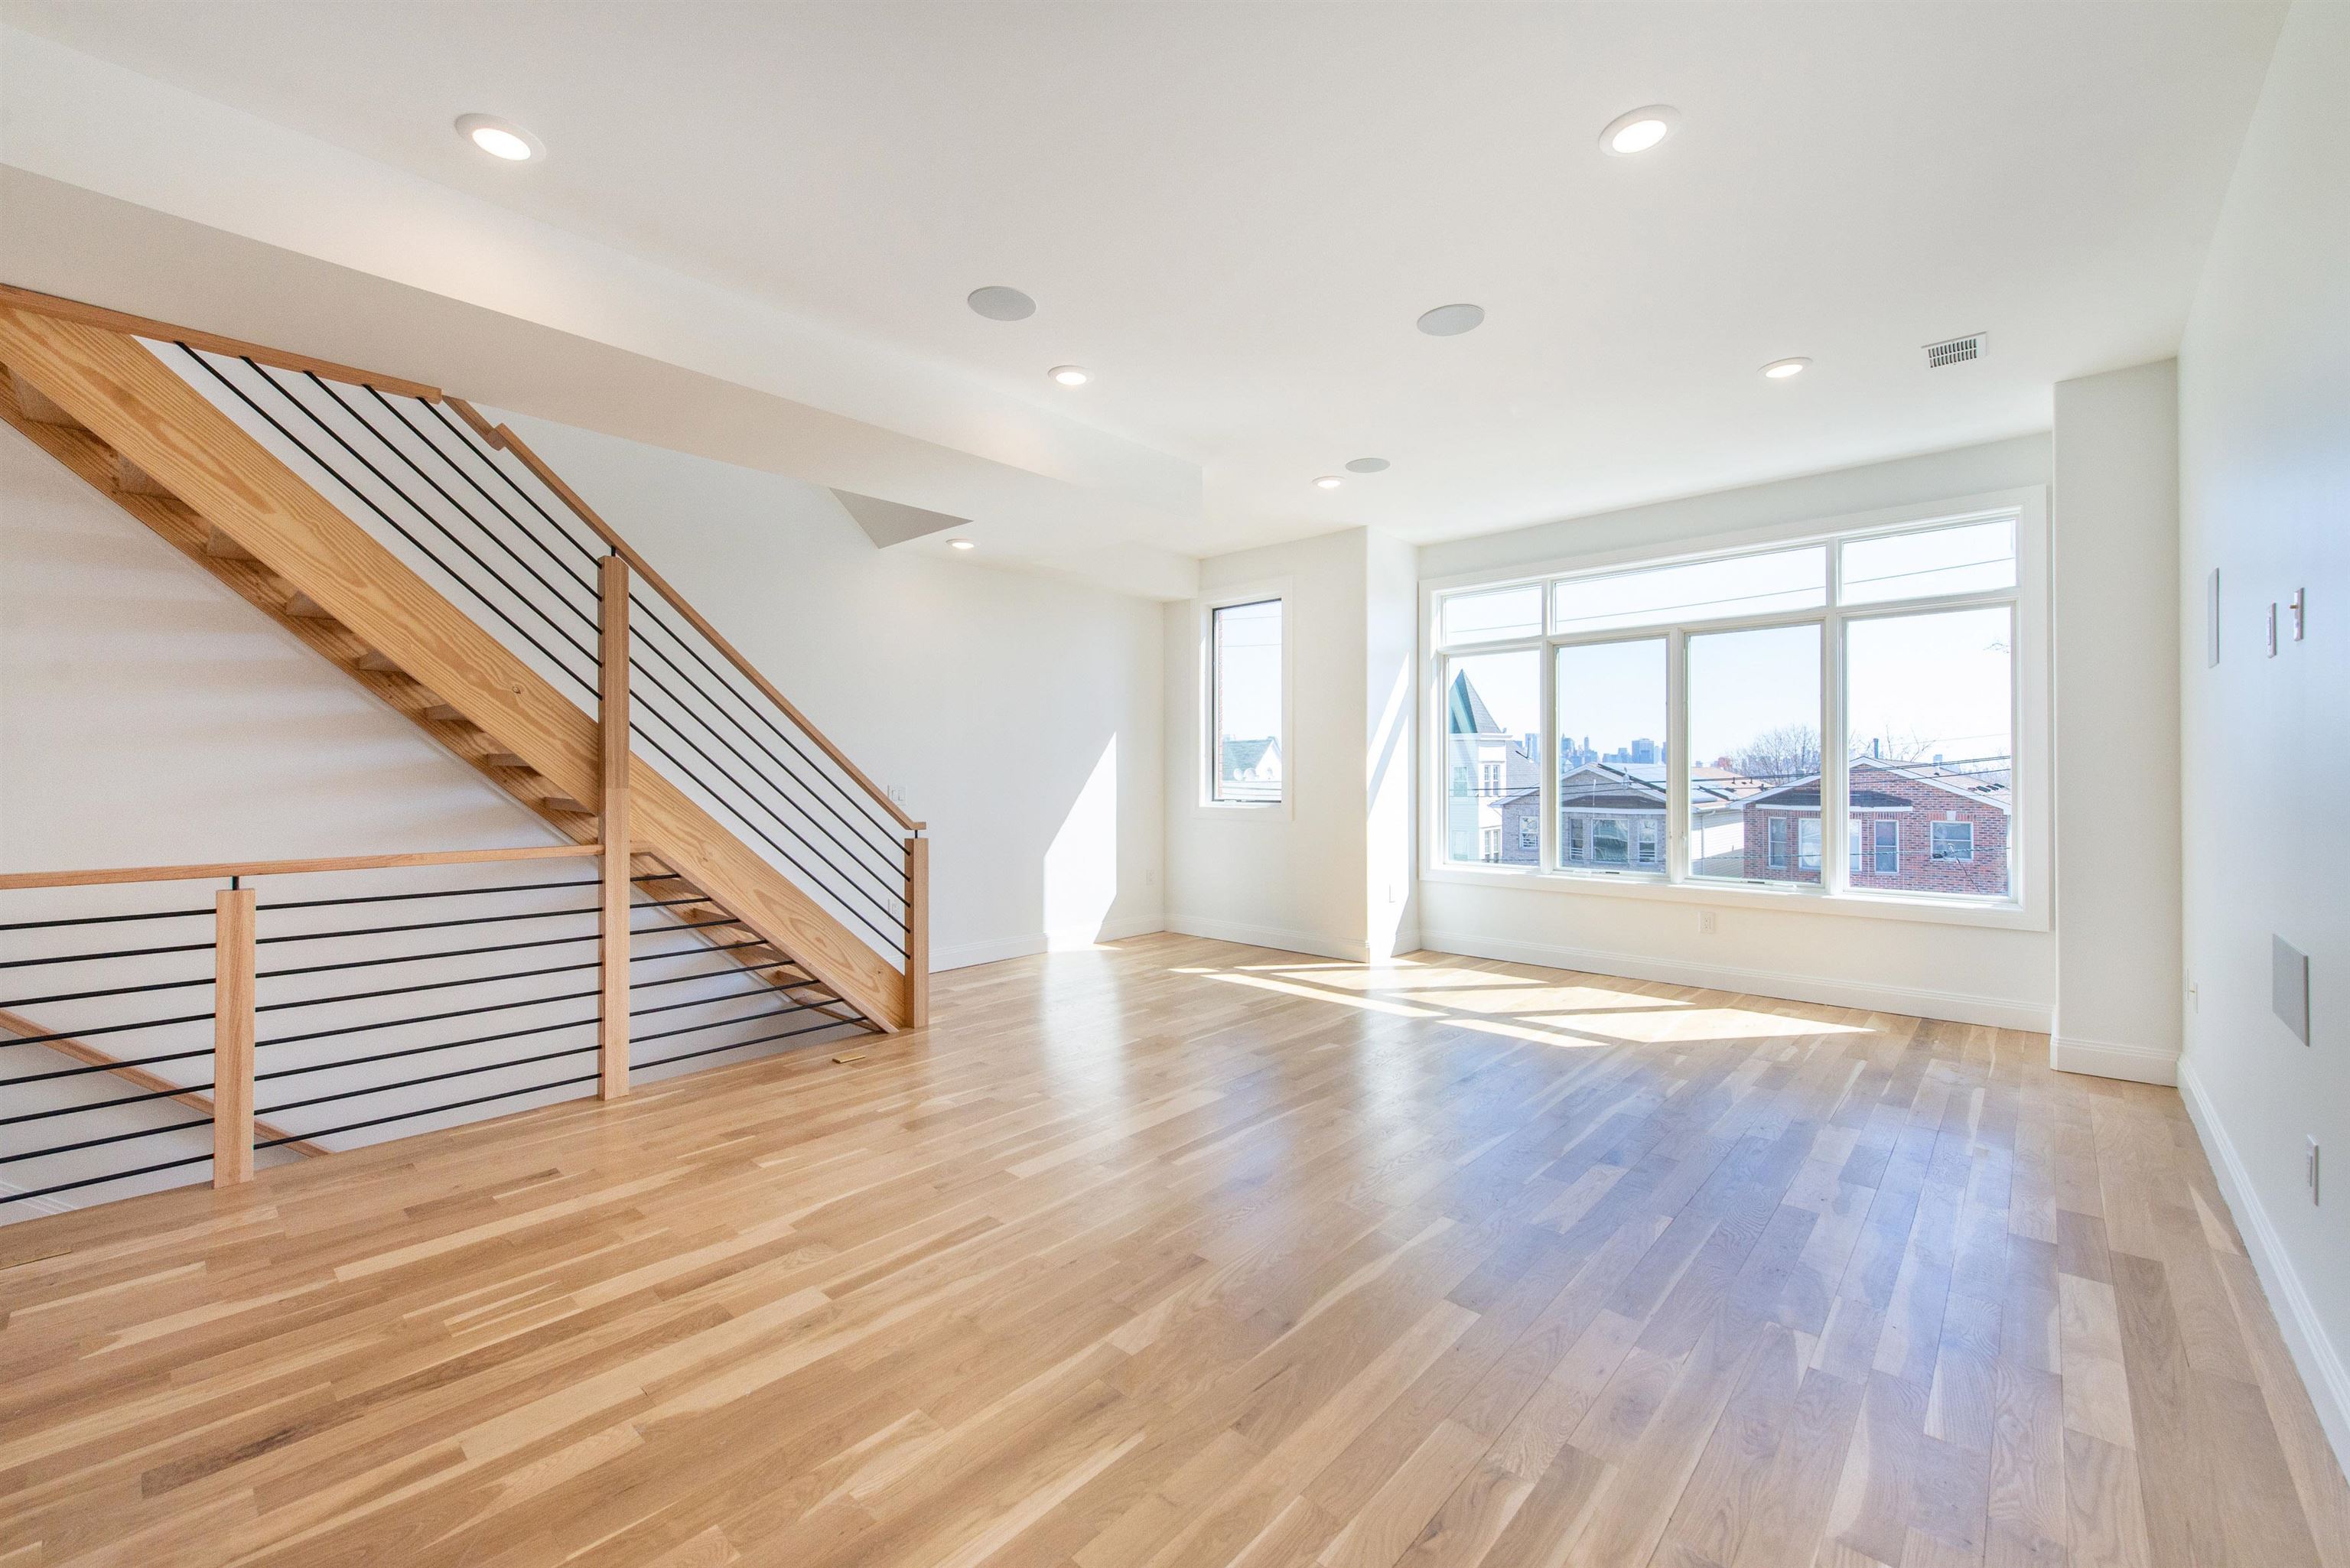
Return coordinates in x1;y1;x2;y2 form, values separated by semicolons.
904;833;929;1029
599;552;632;1098
212;883;256;1186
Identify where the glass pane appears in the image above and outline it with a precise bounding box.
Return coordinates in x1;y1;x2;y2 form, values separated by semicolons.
1556;638;1667;873
1845;606;2012;896
1211;599;1283;802
1840;518;2016;605
1687;622;1822;882
1554;546;1824;636
1444;648;1541;864
1440;583;1544;646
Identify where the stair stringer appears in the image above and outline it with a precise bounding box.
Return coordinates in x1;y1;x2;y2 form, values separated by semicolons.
0;304;906;1030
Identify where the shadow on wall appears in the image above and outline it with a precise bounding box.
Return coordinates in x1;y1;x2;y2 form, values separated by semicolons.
1044;736;1119;949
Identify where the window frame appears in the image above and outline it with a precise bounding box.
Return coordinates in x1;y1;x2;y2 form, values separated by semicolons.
1196;582;1294;817
1418;486;2049;932
1930;820;1977;864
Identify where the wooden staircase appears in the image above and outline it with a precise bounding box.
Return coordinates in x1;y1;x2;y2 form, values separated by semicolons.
0;288;922;1045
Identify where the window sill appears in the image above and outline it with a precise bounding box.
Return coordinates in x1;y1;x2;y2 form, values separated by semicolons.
1417;861;2046;932
1189;797;1294;821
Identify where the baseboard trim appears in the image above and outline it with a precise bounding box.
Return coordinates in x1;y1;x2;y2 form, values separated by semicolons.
0;1177;75;1219
930;913;1166;973
1416;929;2053;1031
2178;1052;2350;1474
1164;916;1370;964
2050;1034;2179;1085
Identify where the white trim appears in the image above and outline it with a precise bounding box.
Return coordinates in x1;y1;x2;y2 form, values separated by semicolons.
2049;1034;2179;1085
1194;578;1295;818
930;912;1166;972
2179;1052;2350;1474
1417;927;2052;1030
0;1177;76;1218
1165;914;1370;963
1417;860;2042;929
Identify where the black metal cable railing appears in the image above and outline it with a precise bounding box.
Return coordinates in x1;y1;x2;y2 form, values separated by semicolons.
0;897;220;1207
168;343;917;971
2;858;877;1218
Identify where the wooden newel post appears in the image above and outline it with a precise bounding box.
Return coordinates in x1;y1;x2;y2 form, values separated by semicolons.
598;553;631;1099
904;834;929;1029
212;885;256;1186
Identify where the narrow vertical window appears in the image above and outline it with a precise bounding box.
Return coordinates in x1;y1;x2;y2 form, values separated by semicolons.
1444;649;1541;864
1874;818;1899;877
1556;637;1667;877
1845;606;2011;895
1210;599;1283;804
1688;622;1821;881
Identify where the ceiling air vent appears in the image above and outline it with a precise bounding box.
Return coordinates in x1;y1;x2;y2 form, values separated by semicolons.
1925;333;1985;369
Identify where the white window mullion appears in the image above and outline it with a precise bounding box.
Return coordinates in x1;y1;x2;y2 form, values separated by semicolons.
1539;639;1557;871
1822;607;1848;896
1666;627;1689;883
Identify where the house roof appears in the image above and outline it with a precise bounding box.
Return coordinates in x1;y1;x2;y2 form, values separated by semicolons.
1446;670;1502;737
1221;737;1279;775
1742;757;2011;813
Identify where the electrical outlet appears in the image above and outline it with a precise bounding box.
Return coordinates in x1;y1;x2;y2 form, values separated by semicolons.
2309;1137;2322;1205
1698;909;1718;935
1144;869;1157;889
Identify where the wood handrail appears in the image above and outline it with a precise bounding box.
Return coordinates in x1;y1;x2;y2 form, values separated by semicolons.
0;284;442;402
0;282;916;841
447;397;924;835
0;843;601;892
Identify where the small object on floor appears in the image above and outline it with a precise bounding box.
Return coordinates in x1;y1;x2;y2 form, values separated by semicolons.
831;1052;867;1065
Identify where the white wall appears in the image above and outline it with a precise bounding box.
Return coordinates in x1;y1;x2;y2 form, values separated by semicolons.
1165;529;1373;959
2050;360;2183;1082
2175;0;2350;1467
498;410;1167;967
1414;438;2060;1029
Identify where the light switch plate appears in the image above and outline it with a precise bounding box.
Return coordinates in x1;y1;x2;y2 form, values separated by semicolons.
2274;935;2311;1045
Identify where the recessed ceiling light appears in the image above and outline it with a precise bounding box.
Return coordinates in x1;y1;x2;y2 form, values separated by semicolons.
1315;476;1343;490
455;114;541;162
1049;365;1090;386
1417;303;1485;337
1345;457;1390;473
1760;356;1811;379
948;538;976;551
967;286;1036;321
1600;106;1679;156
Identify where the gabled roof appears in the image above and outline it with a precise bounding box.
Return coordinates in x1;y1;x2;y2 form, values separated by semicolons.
1221;737;1280;776
1446;670;1502;737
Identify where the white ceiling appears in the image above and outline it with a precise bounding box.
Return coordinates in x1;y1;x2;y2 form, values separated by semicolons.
1;2;2285;578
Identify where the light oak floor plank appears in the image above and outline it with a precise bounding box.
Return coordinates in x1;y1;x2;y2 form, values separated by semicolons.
1;935;2342;1568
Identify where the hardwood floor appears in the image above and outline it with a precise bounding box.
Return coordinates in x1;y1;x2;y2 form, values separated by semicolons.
2;934;2344;1567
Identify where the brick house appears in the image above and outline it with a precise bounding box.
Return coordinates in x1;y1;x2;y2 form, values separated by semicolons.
1740;758;2010;894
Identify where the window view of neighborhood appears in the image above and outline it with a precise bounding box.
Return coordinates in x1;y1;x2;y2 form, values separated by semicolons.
1439;515;2019;902
1210;598;1284;802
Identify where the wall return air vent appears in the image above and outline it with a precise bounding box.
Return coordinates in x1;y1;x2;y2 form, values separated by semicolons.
1925;333;1986;369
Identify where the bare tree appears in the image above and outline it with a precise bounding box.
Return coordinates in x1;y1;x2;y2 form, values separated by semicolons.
1732;724;1821;782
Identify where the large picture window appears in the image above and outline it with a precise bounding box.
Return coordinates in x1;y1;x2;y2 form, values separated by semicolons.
1209;597;1284;805
1429;506;2027;910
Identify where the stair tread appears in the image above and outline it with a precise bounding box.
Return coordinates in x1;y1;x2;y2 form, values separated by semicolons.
8;371;80;428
